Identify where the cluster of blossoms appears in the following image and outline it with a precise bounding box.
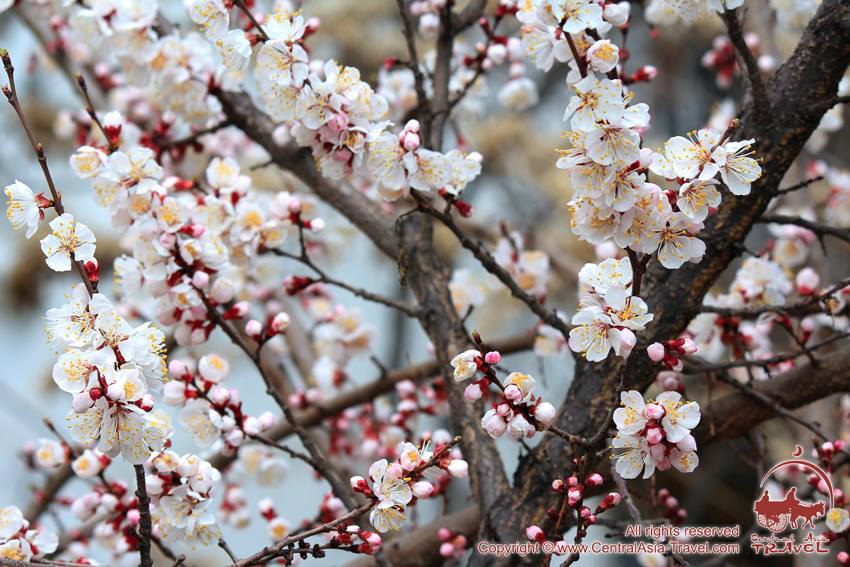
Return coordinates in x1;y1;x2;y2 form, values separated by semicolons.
525;473;621;547
351;437;468;532
72;126;311;349
612;390;701;479
180;4;487;202
147;451;222;546
69;477;151;561
686;249;845;378
568;257;653;361
644;0;744;26
7;176;177;464
514;0;762;364
0;507;57;562
164;353;278;455
451;347;556;440
46;283;171;464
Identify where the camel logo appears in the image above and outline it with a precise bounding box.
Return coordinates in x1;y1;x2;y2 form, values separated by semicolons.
752;446;830;534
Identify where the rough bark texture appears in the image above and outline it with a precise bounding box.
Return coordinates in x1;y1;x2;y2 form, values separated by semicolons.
473;1;850;564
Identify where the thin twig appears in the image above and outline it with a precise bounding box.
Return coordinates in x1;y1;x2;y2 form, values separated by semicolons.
415;195;571;340
720;8;770;118
133;465;154;567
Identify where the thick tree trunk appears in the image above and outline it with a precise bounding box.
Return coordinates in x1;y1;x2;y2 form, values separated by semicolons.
475;2;850;564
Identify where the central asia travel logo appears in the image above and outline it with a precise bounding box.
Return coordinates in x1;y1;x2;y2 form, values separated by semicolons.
750;446;832;556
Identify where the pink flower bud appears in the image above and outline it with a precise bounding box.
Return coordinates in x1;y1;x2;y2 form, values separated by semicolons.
242;416;261;436
552;479;564;492
388;463;404;478
639;147;654;168
838;551;850;565
138;394;155;412
258;498;275;514
412;481;434;499
258;411;276;430
504;384;522;401
438;528;452;541
586;473;604;487
72;391;95;413
647;342;665;362
608;492;622;506
270;312;290;334
401;131;420;151
168;359;189;380
484;351;502;364
225;428;244;447
567;488;582;506
210;278;236;304
665;496;678;509
158;232;176;248
209;386;230;406
224;301;250;320
796;267;820;296
245;319;263;338
350;476;367;491
533;402;556;428
568;476;579;487
192;271;210;288
525;525;544;542
448;459;468;478
482;411;507;438
645;403;665;420
404;119;420;133
439;543;455;558
464;383;483;402
126;509;140;526
105;384;124;402
681;337;697;355
646;427;663;445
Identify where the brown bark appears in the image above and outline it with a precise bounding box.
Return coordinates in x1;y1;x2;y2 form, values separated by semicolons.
474;2;850;564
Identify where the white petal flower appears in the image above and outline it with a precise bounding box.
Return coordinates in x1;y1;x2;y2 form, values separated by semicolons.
611;433;654;479
717;139;761;195
52;349;96;393
656;391;701;443
613;390;647;435
69;146;107;179
40;213;97;272
677;179;721;222
180;399;222;448
450;350;481;381
669;447;699;473
369;500;406;532
0;506;23;539
569;308;625;361
34;439;65;469
5;180;41;238
826;507;850;533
